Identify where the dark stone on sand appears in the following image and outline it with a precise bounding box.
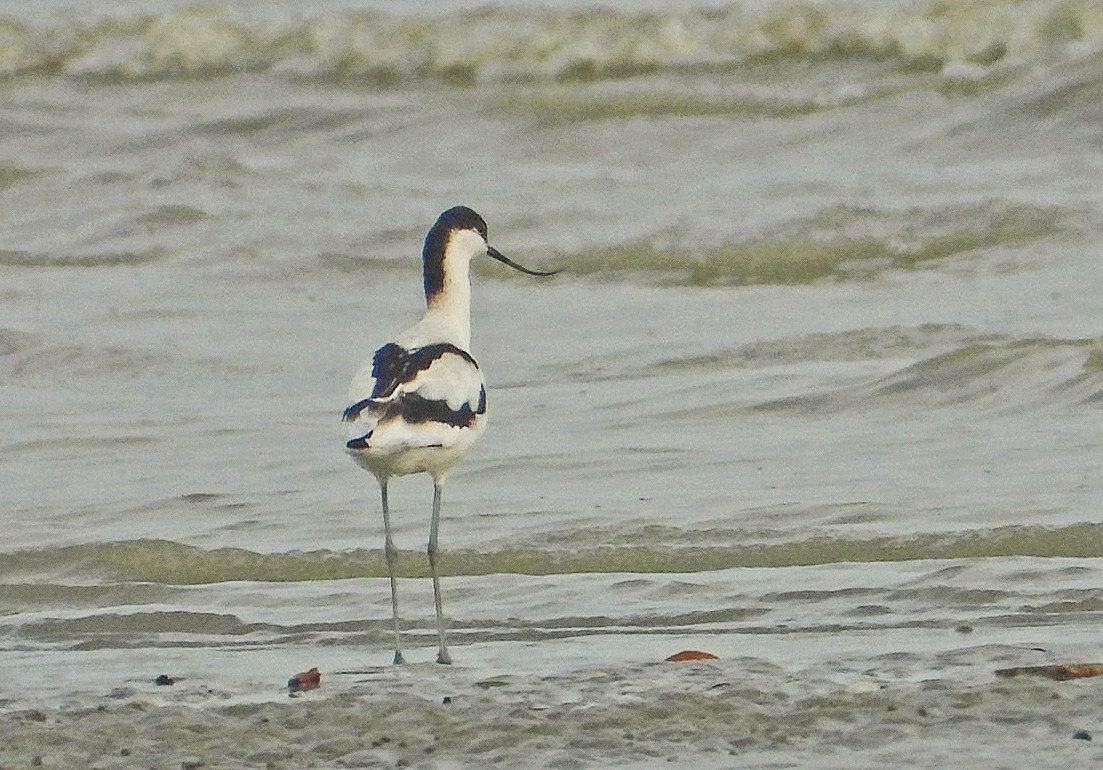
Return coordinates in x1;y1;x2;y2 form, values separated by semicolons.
1073;730;1092;741
155;674;177;686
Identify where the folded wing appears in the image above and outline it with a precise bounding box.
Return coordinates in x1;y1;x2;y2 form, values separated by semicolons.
344;342;486;451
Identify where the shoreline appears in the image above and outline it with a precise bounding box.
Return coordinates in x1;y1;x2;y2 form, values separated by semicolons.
5;650;1100;769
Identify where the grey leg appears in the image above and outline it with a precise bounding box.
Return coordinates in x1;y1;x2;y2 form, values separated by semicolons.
428;480;451;664
379;478;404;664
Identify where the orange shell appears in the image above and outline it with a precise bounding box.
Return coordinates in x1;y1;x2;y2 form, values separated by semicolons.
995;663;1103;681
288;667;322;690
665;650;719;662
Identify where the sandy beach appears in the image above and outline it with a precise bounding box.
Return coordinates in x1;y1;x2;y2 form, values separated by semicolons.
6;633;1103;769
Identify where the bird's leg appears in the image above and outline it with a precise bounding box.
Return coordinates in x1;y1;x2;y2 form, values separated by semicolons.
379;478;404;664
428;479;451;664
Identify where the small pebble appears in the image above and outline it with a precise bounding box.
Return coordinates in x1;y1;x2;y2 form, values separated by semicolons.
155;674;177;686
1073;730;1092;741
442;696;452;705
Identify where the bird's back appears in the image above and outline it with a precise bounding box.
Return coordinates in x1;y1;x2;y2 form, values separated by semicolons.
344;331;488;480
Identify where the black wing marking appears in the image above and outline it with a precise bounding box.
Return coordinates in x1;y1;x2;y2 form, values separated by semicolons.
346;432;372;450
342;398;373;423
345;386;486;451
393;385;487;428
371;342;478;400
368;342;407;400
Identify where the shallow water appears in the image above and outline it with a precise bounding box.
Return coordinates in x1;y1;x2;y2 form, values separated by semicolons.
2;0;1103;767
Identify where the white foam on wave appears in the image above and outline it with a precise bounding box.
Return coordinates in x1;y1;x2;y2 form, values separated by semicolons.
1;1;1102;83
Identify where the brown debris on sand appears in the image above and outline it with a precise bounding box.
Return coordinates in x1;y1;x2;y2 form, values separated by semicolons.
995;663;1103;681
288;667;322;693
664;650;720;662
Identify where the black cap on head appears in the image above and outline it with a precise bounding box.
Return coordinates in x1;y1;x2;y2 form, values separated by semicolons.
435;206;488;240
422;206;556;300
423;206;489;299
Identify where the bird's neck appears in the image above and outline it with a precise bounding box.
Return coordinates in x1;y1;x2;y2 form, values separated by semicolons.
423;272;472;350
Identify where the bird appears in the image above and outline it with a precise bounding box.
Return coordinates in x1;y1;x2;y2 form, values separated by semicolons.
343;205;555;664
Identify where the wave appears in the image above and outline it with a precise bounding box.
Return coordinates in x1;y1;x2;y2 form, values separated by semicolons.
753;333;1103;413
555;200;1075;286
0;249;170;268
1;2;1102;85
4;525;1103;585
0;341;179;382
0;334;275;385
